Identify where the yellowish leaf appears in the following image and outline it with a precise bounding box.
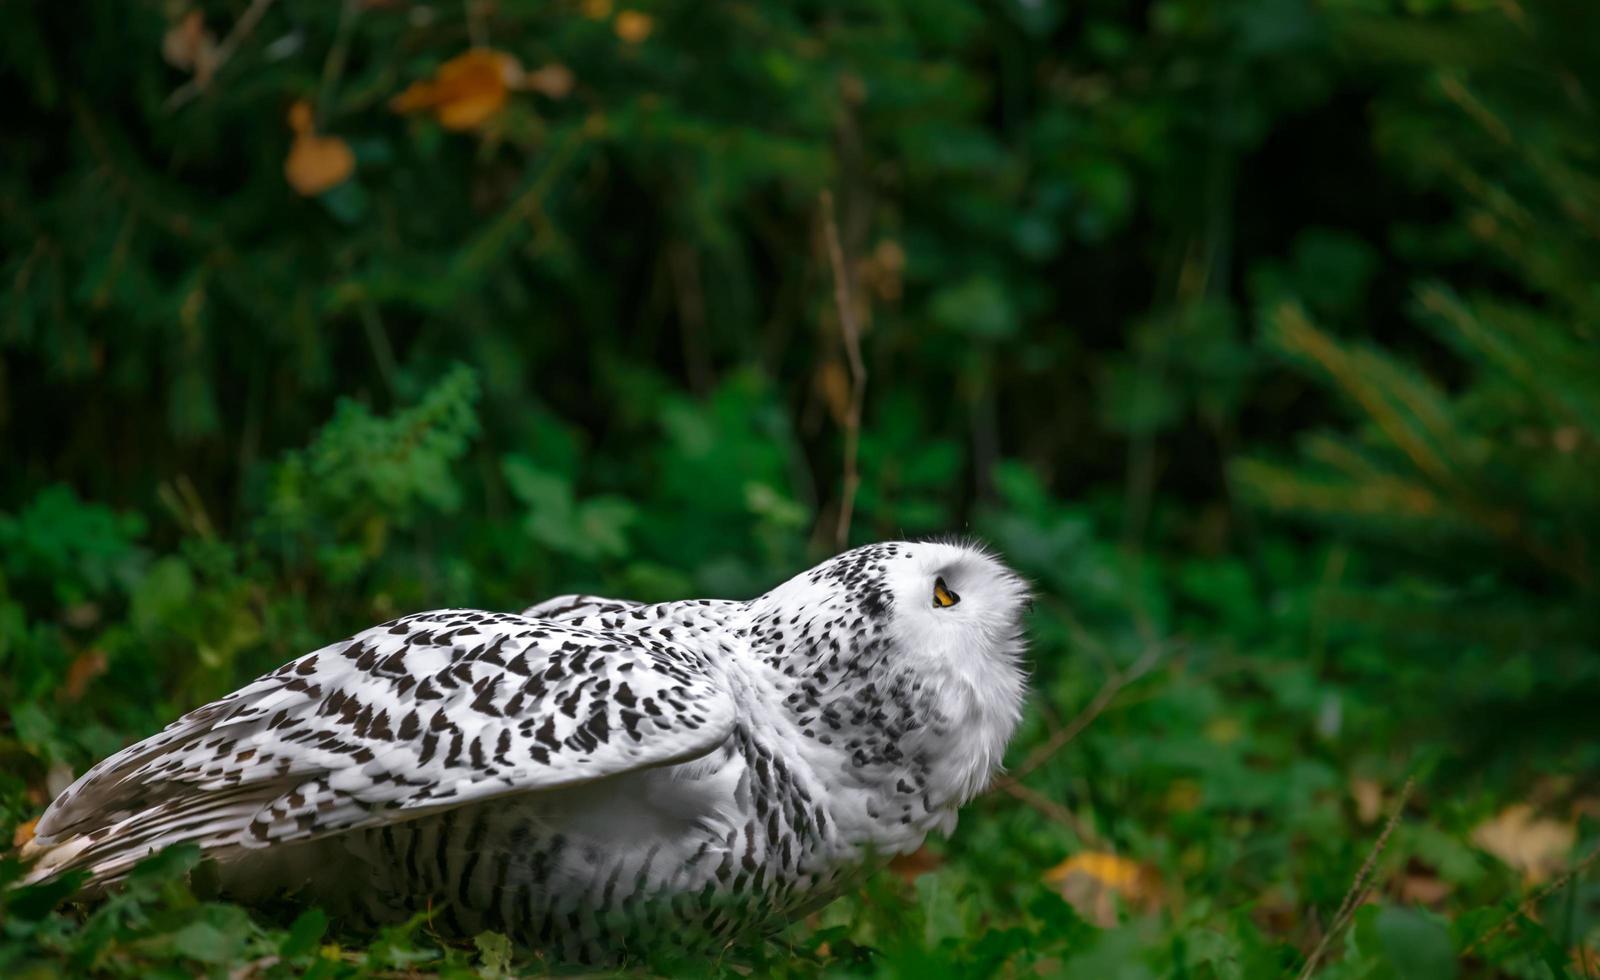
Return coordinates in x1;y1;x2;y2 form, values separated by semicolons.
1043;852;1160;927
283;101;354;196
391;48;524;131
580;0;614;18
1203;716;1241;744
1164;779;1202;814
1471;803;1576;882
614;10;654;43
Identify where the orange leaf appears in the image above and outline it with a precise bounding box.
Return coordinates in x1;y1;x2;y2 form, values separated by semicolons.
287;99;314;133
391;48;523;131
283;101;354;196
62;648;107;702
614;10;654;43
888;845;943;883
1043;852;1161;927
13;816;38;849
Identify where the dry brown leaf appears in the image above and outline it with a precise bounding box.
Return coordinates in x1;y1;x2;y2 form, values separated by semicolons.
162;10;219;84
858;239;905;302
580;0;614;17
1043;852;1161;927
815;360;851;427
888;845;943;883
1471;803;1576;883
614;10;654;43
63;602;101;629
12;816;38;849
525;63;576;99
283;100;354;196
1350;778;1383;825
62;648;108;702
391;49;525;130
1249;886;1300;934
1398;873;1453;906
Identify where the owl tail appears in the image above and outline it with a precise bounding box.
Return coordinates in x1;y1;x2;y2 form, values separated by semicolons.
15;783;287;891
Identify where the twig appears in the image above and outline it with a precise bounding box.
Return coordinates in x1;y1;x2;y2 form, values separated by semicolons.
997;780;1099;847
165;0;279;112
819;189;866;550
989;642;1165;791
669;241;713;396
1296;777;1415;980
1463;840;1600;956
315;0;362;121
464;0;488;48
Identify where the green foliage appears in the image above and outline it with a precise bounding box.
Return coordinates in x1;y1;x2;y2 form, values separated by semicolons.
3;0;1598;976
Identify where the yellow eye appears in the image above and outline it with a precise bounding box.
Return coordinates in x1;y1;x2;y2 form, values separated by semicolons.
932;576;960;608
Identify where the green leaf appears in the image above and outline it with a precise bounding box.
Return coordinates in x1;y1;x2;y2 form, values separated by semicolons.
930;276;1018;339
1375;906;1458;980
1098;360;1183;435
474;930;514;977
130;556;195;633
2;868;87;921
167;921;238;964
279;908;329;959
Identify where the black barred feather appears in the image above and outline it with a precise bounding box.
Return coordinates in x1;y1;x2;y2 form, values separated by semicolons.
22;542;1030;964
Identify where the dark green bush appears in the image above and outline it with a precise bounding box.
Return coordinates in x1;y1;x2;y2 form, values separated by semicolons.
2;0;1596;975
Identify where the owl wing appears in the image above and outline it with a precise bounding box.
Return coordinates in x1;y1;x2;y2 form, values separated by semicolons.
520;593;643;621
24;608;735;885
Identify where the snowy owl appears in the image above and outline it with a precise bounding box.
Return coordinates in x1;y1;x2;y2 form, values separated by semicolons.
22;541;1029;962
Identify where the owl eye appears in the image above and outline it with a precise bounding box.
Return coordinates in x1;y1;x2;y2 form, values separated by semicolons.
932;577;960;608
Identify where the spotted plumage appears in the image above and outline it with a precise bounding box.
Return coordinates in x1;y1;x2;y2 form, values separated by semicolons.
23;541;1029;962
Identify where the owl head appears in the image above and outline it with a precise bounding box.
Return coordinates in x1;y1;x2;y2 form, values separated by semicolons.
751;539;1031;809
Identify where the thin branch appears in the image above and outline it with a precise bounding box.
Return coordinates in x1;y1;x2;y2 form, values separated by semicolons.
989;642;1165;792
1296;777;1415;980
668;241;713;396
165;0;279;112
819;189;866;550
315;0;362;121
464;0;489;48
1463;840;1600;956
997;780;1099;847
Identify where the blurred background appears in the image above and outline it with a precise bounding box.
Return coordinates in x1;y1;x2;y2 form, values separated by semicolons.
3;0;1599;975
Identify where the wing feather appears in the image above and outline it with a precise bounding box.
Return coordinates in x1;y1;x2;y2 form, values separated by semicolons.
25;609;735;884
